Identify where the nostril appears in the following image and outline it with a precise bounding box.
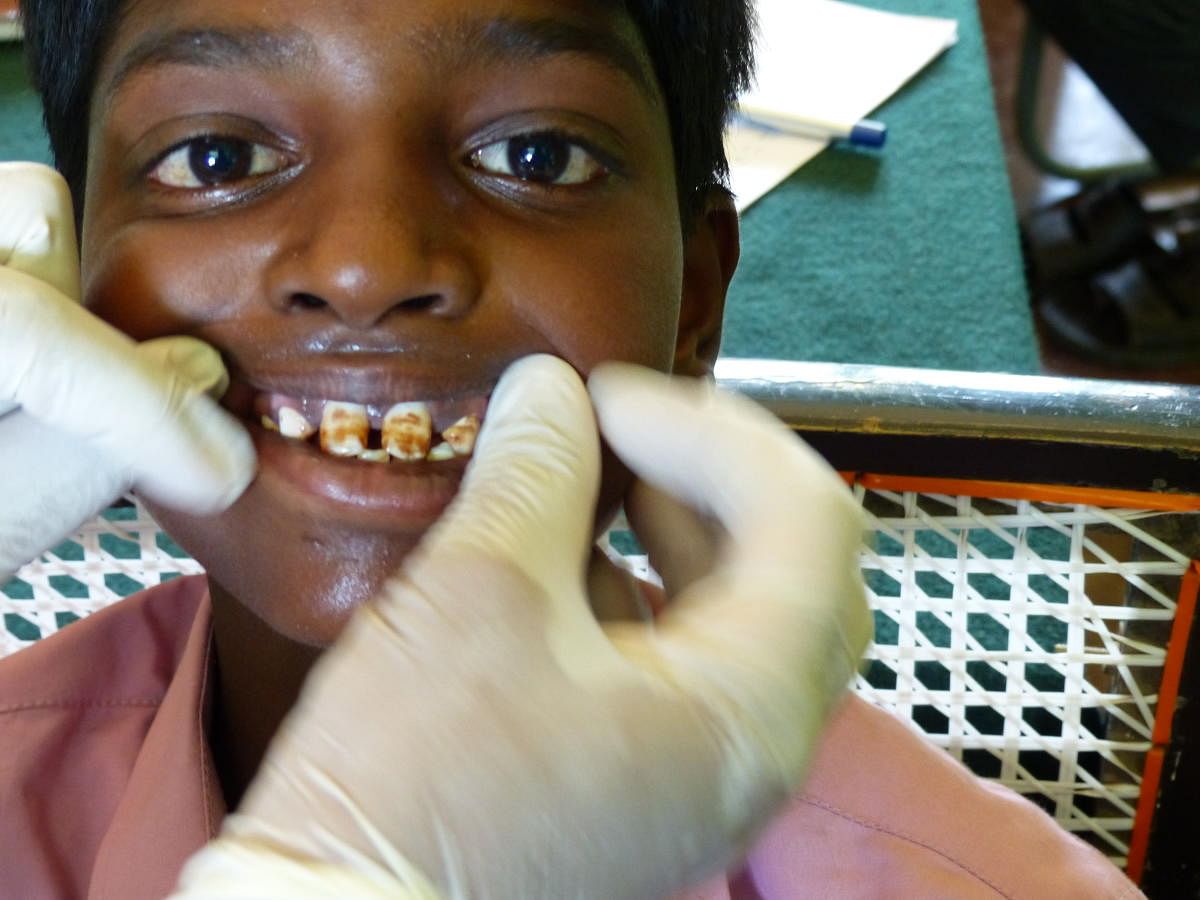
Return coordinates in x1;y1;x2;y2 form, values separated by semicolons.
399;295;440;312
281;291;453;319
288;292;328;311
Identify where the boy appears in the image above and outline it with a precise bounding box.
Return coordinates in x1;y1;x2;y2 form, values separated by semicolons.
3;0;1143;896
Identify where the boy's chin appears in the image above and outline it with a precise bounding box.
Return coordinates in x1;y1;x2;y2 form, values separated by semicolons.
141;492;423;648
139;458;632;649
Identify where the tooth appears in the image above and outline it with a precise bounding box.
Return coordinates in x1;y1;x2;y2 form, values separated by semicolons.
320;402;368;457
359;449;390;463
442;415;480;456
427;442;456;462
260;415;278;432
382;402;433;462
278;406;315;440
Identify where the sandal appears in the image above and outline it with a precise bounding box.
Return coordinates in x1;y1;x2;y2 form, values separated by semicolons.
1036;236;1200;369
1022;180;1161;291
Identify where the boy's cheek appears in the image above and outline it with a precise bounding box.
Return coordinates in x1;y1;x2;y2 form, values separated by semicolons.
81;223;265;337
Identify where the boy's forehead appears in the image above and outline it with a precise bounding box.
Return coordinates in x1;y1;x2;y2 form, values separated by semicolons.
97;0;659;107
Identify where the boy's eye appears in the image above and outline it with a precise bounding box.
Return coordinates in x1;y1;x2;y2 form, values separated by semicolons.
149;137;290;189
468;133;606;186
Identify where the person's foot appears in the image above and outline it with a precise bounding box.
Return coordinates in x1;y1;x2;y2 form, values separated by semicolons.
1024;178;1200;368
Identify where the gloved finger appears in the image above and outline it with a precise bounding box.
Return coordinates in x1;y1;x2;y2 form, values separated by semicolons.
0;163;80;299
589;363;862;571
0;276;254;512
590;364;871;776
413;354;601;601
137;335;230;402
623;479;723;597
128;337;255;511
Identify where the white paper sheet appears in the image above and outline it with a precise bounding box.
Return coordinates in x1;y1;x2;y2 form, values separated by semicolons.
728;0;959;211
0;1;18;42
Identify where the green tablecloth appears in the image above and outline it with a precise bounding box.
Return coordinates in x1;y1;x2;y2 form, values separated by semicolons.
0;0;1036;373
0;40;50;167
726;0;1036;372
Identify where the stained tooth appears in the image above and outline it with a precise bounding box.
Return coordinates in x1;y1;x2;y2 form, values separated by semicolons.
278;406;315;440
260;415;279;432
358;449;390;463
319;402;369;456
442;415;480;456
426;442;456;462
382;402;433;462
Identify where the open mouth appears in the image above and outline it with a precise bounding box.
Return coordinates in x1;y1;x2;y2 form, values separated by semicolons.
222;373;494;525
254;393;489;463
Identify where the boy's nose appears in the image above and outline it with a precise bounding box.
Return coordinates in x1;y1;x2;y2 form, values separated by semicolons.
263;158;480;329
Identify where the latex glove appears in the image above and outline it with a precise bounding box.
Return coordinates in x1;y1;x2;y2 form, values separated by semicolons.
0;162;255;580
174;355;870;899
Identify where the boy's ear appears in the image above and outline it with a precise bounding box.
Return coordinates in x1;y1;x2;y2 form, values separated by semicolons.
674;188;740;378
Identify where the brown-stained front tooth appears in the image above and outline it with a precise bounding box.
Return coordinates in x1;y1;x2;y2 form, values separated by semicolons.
278;406;315;440
320;401;369;457
382;402;432;462
358;449;390;463
261;415;279;432
442;415;480;456
426;442;456;462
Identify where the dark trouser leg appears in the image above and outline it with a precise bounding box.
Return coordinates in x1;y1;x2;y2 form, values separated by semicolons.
1020;0;1200;172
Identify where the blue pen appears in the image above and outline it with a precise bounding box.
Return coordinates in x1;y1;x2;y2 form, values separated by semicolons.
738;103;888;149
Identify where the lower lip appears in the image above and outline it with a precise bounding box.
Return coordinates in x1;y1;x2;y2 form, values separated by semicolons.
250;422;471;529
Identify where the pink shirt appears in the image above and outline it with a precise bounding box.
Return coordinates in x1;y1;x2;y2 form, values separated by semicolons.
0;576;1143;899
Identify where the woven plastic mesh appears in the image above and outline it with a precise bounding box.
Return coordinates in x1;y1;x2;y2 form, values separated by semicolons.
4;489;1197;870
851;484;1195;870
0;500;202;657
609;484;1197;870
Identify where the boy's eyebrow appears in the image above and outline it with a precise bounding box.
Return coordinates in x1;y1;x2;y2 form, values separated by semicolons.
429;16;657;101
100;16;656;106
101;27;318;104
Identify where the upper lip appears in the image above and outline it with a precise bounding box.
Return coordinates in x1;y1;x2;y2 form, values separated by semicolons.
222;353;509;418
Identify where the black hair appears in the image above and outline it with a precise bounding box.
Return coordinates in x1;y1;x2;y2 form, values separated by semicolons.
618;1;757;215
18;0;756;220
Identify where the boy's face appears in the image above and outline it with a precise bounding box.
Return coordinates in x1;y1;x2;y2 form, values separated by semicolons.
80;0;733;645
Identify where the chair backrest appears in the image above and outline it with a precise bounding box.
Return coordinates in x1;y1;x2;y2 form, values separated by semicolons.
1015;22;1157;183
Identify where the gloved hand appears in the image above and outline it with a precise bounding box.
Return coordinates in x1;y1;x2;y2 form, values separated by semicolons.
0;162;255;581
174;355;871;899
